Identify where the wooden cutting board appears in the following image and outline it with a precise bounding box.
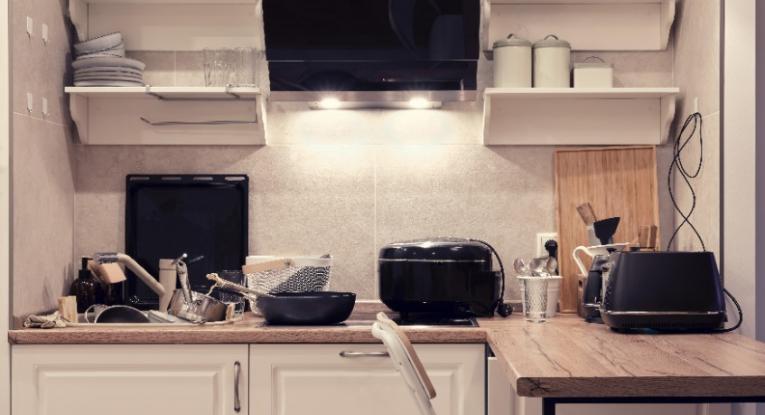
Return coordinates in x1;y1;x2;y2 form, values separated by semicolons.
554;146;660;313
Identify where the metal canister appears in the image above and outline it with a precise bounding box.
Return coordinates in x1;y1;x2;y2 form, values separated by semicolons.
533;34;571;88
493;34;532;88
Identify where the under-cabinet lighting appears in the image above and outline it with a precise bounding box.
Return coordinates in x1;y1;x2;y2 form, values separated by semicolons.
408;97;433;109
310;97;443;110
317;97;342;109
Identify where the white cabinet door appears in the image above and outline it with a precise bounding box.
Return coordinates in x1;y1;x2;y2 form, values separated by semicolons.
488;356;511;415
250;344;485;415
12;345;248;415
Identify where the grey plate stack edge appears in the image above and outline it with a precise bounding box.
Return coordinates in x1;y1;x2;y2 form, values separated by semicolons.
72;33;145;87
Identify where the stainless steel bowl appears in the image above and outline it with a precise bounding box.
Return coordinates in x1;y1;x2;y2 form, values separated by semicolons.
168;289;227;323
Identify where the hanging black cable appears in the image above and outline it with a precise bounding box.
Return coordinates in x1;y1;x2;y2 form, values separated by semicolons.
666;112;705;251
666;112;742;333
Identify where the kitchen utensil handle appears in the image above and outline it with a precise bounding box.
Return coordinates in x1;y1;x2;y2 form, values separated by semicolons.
572;246;591;276
206;273;271;298
234;361;241;413
338;351;390;358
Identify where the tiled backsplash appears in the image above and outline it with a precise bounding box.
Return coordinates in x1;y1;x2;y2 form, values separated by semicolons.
17;0;721;321
74;48;676;301
11;0;76;322
76;143;557;300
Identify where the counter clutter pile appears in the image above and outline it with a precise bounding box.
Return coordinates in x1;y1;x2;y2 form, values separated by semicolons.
72;32;145;87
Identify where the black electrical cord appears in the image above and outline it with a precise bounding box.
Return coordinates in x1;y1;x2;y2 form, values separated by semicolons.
470;238;512;317
667;112;743;333
717;289;743;333
667;112;705;251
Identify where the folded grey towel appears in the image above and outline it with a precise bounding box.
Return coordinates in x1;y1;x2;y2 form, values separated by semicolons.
23;312;67;329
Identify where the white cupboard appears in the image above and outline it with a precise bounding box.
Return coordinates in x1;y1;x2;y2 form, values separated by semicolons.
249;344;485;415
12;345;248;415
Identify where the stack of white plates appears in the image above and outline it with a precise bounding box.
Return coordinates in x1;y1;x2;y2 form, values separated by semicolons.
74;33;125;59
73;33;145;87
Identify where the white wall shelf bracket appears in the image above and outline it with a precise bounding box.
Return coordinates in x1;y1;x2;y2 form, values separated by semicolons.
482;87;679;146
65;86;267;146
487;0;676;52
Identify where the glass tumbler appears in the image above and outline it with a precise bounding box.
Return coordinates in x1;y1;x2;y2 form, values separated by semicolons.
518;276;549;323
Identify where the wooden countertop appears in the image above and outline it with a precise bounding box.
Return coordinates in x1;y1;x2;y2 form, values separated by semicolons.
10;313;765;399
482;316;765;398
7;313;486;345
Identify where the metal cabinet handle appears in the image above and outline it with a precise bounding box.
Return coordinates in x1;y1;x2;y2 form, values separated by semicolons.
234;361;241;413
338;351;390;358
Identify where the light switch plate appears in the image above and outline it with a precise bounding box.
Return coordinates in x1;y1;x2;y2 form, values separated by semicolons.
41;97;49;117
26;93;33;113
535;232;559;257
26;17;33;38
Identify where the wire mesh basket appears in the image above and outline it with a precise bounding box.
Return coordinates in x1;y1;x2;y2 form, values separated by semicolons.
245;256;332;313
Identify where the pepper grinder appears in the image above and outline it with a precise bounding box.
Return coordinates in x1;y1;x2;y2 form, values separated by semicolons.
544;240;559;274
70;257;105;313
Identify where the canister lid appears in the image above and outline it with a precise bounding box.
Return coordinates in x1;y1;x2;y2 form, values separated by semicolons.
379;238;492;262
533;34;571;49
574;56;612;69
493;34;532;49
574;62;613;69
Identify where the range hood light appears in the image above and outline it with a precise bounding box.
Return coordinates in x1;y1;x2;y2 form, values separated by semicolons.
317;97;342;109
408;97;433;109
308;95;444;110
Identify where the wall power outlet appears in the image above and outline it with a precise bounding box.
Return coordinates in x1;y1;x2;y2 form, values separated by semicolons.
535;232;559;257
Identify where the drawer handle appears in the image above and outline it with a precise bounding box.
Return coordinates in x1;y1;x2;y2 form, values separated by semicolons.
339;351;390;358
234;361;241;413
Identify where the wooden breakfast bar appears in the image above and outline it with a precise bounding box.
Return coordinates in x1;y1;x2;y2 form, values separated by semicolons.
481;316;765;415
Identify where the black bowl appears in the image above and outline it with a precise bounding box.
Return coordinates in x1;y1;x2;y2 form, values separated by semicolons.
256;291;356;325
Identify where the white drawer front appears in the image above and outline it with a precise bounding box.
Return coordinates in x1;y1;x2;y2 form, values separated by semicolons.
250;344;485;415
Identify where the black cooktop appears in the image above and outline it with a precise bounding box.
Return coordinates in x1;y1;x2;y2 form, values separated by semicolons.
394;313;478;327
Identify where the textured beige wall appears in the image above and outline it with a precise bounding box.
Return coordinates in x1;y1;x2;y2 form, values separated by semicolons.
75;48;673;301
671;0;721;257
10;0;76;321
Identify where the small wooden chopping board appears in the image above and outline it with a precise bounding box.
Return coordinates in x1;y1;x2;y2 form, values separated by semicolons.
555;146;660;313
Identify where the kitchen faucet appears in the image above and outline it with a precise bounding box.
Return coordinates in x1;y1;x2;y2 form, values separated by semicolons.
93;253;166;308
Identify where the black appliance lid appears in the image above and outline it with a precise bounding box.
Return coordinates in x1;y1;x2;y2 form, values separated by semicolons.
379;238;491;262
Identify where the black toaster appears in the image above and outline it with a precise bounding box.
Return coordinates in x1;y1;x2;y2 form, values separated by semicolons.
378;238;504;318
601;251;727;331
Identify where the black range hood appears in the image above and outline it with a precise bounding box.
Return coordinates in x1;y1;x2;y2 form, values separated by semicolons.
262;0;480;103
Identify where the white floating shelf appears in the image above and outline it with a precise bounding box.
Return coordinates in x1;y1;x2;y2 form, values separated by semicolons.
65;86;263;100
68;0;262;50
66;86;267;146
482;87;679;146
488;0;675;51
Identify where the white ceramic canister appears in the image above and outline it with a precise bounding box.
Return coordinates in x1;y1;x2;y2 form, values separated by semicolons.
533;34;571;88
493;34;532;88
574;56;614;88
